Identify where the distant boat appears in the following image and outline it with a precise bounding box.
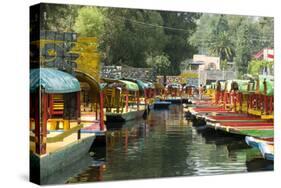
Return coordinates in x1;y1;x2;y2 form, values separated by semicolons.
153;101;172;110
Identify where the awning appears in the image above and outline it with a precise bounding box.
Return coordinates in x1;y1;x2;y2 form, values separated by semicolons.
75;70;100;102
165;83;182;89
121;78;154;95
119;80;139;91
30;68;81;93
101;78;139;92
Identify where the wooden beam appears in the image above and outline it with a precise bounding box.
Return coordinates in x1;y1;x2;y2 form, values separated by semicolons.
99;91;105;131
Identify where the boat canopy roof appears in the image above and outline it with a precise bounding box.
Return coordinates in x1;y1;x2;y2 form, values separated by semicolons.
101;78;139;91
119;80;139;91
30;68;81;93
225;80;250;93
75;70;100;103
121;78;152;94
183;85;196;89
165;83;182;89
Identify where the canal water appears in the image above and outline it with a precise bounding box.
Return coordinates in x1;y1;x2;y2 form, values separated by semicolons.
65;105;273;184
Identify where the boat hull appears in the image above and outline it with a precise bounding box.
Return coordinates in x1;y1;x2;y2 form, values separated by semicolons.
153;101;171;110
106;110;145;122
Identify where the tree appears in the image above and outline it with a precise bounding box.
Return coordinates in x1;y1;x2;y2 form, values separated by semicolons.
146;54;171;85
40;4;79;32
146;54;171;75
160;11;200;75
190;14;235;61
74;7;106;38
248;60;273;76
190;14;274;76
100;8;168;67
234;20;252;77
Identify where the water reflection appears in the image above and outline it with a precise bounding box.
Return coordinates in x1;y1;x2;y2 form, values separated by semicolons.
66;105;273;183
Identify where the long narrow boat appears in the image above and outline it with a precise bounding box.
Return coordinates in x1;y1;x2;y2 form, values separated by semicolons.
205;115;269;123
106;110;145;122
163;83;183;104
102;79;145;122
153;101;172;109
206;121;273;138
245;136;274;161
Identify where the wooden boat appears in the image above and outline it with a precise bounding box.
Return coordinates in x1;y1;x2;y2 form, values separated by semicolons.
245;136;274;161
163;83;183;104
106;109;145;122
153;101;172;109
30;68;97;183
205;115;268;123
206;121;273;138
102;78;145;122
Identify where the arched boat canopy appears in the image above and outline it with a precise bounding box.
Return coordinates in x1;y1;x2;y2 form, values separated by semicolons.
30;68;81;93
183;85;196;89
165;83;182;89
121;78;154;95
75;70;101;103
101;78;139;92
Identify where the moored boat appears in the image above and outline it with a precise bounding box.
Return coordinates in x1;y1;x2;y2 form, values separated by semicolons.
245;136;274;161
101;78;145;122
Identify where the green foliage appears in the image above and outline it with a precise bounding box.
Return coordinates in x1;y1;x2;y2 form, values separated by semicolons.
160;12;200;75
100;9;168;67
146;54;171;75
74;7;106;38
248;60;274;76
40;4;79;32
220;59;228;70
190;14;274;76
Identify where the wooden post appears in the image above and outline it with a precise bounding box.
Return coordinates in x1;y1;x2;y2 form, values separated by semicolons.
125;90;129;112
39;91;48;155
49;94;53;115
77;92;81;119
95;102;98;120
77;129;81;140
239;93;243;112
269;96;273;114
263;80;268;115
99;91;105;131
34;91;41;155
223;92;227;109
137;91;140;111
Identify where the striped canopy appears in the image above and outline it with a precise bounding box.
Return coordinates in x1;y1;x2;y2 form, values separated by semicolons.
30;68;81;93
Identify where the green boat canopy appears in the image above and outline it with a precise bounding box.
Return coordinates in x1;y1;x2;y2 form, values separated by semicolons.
225;80;250;93
30;68;81;93
101;78;139;92
119;80;139;91
121;78;148;95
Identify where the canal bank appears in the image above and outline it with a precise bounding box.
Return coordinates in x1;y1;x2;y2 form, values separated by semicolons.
64;105;272;184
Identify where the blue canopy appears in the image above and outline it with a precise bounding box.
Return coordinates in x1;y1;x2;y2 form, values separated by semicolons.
30;68;81;93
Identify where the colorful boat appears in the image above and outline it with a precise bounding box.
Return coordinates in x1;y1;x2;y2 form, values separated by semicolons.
245;136;274;161
101;78;145;122
153;101;172;109
206;121;273;138
163;83;183;104
30;68;97;183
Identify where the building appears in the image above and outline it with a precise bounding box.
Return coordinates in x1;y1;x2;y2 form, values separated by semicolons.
193;55;220;71
253;48;274;62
